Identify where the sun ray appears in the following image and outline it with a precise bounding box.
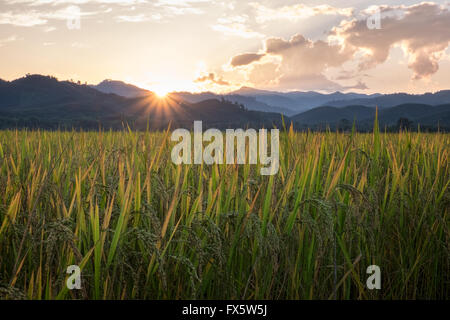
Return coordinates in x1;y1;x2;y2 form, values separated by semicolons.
153;86;171;98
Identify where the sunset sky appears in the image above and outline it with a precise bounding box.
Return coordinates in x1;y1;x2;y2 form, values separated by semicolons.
1;0;450;94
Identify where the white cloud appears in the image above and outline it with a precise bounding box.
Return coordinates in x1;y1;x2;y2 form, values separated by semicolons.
0;12;48;26
212;15;263;38
155;0;209;6
114;3;202;22
151;0;209;18
332;2;450;79
249;2;354;23
163;6;203;15
0;6;102;27
116;13;158;22
194;72;230;86
214;2;450;91
0;35;19;47
5;0;147;5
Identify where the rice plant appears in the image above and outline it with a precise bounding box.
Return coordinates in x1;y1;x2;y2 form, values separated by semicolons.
0;124;448;299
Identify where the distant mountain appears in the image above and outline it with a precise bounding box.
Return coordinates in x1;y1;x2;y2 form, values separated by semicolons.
84;81;450;120
88;82;293;116
1;74;448;131
94;82;449;117
170;91;292;115
291;105;375;125
170;88;379;116
226;87;450;120
414;105;450;127
231;86;277;96
291;103;450;130
224;87;381;115
0;75;284;130
324;91;450;108
91;79;151;98
0;74;130;114
140;98;284;129
168;91;218;103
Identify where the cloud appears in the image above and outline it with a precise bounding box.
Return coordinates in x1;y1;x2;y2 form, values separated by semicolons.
155;0;208;5
116;13;162;22
0;35;19;47
230;53;264;67
212;15;264;39
334;70;371;81
247;62;280;86
343;80;368;90
5;0;147;5
195;72;230;86
112;0;205;22
228;34;355;90
154;0;208;16
163;6;203;15
217;2;450;91
332;2;450;79
0;11;48;26
249;2;354;23
3;0;206;27
0;6;98;27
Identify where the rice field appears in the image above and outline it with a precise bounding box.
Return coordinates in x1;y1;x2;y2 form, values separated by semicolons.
0;123;448;299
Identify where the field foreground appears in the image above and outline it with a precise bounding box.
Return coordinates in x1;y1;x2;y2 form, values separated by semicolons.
0;127;448;299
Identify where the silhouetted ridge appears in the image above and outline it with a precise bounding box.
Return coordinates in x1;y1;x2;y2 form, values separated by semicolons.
92;79;151;98
0;75;284;130
0;74;449;131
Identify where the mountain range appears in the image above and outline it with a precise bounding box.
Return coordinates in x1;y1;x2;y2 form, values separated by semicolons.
170;88;382;116
292;104;450;130
324;91;450;109
91;79;150;98
93;79;450;117
0;74;449;131
0;75;283;130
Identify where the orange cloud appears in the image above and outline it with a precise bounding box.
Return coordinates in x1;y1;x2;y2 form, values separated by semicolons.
194;72;230;86
230;53;265;67
332;2;450;79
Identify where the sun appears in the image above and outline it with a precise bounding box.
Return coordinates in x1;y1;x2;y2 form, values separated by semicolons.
153;87;170;98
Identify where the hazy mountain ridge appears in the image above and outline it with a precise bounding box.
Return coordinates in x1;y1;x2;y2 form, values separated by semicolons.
0;75;448;130
98;81;382;115
91;79;152;98
170;91;292;115
324;91;450;108
291;105;375;124
0;75;132;115
292;103;450;130
0;75;284;130
83;80;450;119
230;87;382;114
